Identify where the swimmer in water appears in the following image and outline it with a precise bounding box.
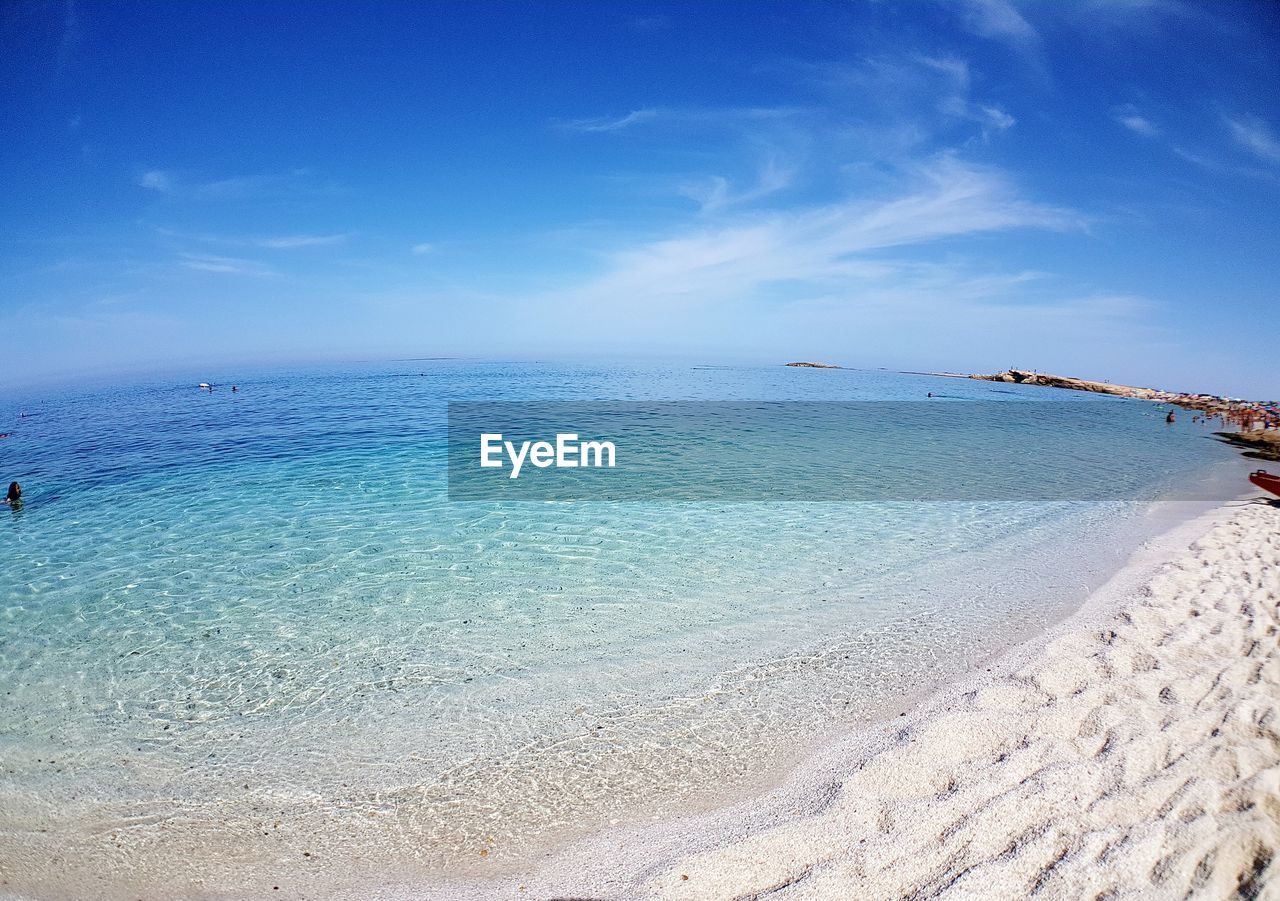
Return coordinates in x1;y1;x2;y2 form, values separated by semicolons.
3;482;20;507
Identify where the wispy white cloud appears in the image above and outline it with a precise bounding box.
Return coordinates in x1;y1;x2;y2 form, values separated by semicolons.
1171;142;1280;185
561;109;660;132
139;168;252;197
179;253;276;276
138;169;175;192
256;234;347;249
411;242;435;255
491;161;1159;379
957;0;1039;50
916;54;971;89
558;105;806;136
192;175;270;200
978;105;1016;130
154;226;350;250
940;95;1015;134
1225;114;1280;164
134;168;336;200
1108;108;1277;183
555;155;1079;309
679;158;794;213
914;53;1016;136
821;54;1017;145
1171;145;1215;168
56;0;83;74
1073;0;1226;38
1112;106;1160;137
562;53;1020;221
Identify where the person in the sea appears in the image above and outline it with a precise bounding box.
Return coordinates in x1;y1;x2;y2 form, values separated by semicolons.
3;482;20;507
1166;410;1176;423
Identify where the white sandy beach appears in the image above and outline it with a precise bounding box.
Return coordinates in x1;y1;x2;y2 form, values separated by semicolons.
437;498;1280;901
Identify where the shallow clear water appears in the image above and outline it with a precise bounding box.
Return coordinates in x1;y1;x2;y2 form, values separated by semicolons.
0;361;1245;894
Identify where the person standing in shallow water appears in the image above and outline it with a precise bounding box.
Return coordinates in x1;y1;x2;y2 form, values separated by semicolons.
3;482;20;507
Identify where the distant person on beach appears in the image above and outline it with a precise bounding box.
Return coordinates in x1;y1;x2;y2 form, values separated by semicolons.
4;482;21;507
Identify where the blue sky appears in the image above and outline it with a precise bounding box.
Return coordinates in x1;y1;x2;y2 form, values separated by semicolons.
2;0;1278;396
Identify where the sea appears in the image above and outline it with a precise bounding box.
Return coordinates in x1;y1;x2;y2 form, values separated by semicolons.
0;360;1250;894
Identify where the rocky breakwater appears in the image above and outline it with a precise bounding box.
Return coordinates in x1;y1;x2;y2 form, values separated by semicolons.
971;370;1280;461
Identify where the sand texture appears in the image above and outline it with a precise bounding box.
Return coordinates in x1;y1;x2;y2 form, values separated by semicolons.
638;501;1280;900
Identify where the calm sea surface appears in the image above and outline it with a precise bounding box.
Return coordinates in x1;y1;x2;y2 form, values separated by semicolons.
0;361;1246;893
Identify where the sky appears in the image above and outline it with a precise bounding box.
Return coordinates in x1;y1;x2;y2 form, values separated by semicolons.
1;0;1278;396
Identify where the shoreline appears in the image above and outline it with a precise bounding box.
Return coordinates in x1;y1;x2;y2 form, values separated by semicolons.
3;497;1252;900
416;494;1279;899
0;404;1269;899
1;458;1267;899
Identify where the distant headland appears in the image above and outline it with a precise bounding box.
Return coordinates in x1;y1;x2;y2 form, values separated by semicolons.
969;369;1280;460
784;361;843;369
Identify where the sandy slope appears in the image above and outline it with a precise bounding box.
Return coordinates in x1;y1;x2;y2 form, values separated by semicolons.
640;501;1280;900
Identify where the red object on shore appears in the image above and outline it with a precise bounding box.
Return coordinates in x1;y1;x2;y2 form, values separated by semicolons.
1249;470;1280;498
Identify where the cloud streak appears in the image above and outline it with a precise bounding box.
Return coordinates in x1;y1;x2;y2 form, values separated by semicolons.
561;109;660;132
556;155;1080;309
557;105;807;137
134;168;336;200
256;234;347;249
1112;106;1160;137
679;158;795;213
138;169;175;192
956;0;1040;54
1225;115;1280;164
179;253;276;276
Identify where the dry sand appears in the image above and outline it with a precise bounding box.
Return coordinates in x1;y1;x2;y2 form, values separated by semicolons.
444;499;1280;901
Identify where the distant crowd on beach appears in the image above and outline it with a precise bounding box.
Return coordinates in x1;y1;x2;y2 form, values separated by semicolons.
974;370;1279;435
1186;407;1278;429
1218;404;1280;432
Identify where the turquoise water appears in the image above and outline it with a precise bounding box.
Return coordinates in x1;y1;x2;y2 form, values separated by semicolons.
0;362;1245;895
